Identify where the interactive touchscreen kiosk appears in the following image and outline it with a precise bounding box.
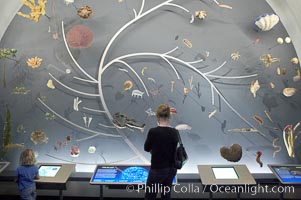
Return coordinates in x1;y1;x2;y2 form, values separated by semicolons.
36;163;75;183
90;164;177;185
39;165;61;177
268;164;301;184
198;165;256;185
0;162;9;174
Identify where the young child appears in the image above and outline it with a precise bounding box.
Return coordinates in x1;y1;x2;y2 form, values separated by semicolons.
16;149;40;200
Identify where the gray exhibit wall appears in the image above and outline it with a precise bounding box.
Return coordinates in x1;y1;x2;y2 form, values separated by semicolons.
0;0;301;175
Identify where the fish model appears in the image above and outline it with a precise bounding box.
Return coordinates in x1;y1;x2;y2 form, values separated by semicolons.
145;108;156;116
132;89;144;98
175;124;192;131
112;112;145;132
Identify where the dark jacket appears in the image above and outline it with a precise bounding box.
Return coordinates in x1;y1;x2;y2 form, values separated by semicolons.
144;126;179;169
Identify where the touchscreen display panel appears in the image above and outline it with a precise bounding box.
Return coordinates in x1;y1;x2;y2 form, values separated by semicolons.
212;167;239;179
270;166;301;184
90;165;177;184
39;165;61;177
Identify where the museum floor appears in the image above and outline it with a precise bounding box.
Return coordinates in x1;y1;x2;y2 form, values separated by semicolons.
0;197;293;200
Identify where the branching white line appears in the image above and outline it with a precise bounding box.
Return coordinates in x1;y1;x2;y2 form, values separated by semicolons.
101;52;271;142
211;85;214;105
77;134;102;142
166;3;190;13
160;55;181;80
82;107;106;113
97;123;115;129
138;0;145;16
49;73;99;97
187;59;204;64
207;74;258;79
204;61;227;75
37;98;121;138
133;9;137;18
164;46;179;55
61;21;97;83
73;76;98;84
115;60;149;96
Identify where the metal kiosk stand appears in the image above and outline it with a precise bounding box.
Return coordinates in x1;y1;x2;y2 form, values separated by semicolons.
90;164;155;200
198;164;256;200
36;163;75;200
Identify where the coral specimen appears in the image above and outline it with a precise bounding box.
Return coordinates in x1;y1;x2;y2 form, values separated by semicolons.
272;138;281;158
17;0;47;22
231;52;240;60
260;54;280;67
220;144;242;162
45;112;56;120
2;108;12;151
77;5;93;19
27;56;42;68
253;115;263;126
283;122;301;158
31;130;49;144
66;25;94;48
12;86;31;95
71;145;80;157
256;151;263;167
0;48;17;60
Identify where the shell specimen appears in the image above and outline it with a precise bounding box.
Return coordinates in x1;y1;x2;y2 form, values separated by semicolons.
250;80;260;98
27;56;42;68
183;39;192;48
291;57;299;64
282;88;297;97
47;79;55;89
64;0;74;5
66;25;94;48
77;5;93;19
254;13;279;31
123;80;133;91
195;10;207;20
276;37;283;44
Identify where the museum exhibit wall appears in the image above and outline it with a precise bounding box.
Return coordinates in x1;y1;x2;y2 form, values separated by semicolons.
1;0;301;176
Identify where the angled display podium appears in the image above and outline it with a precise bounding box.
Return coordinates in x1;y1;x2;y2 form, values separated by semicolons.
0;162;9;174
90;164;176;200
36;163;75;200
198;164;256;200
